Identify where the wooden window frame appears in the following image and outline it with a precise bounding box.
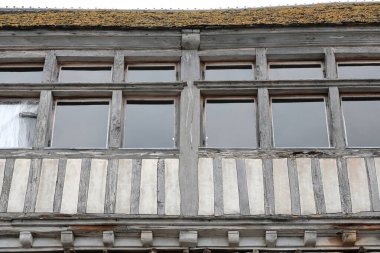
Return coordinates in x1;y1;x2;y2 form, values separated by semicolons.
125;63;180;82
57;63;114;83
268;60;326;80
202;62;255;81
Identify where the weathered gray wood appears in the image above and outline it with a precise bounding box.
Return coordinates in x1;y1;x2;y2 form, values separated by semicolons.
130;159;142;215
310;158;326;214
265;231;277;248
262;159;275;215
140;231;153;247
0;159;15;212
112;51;125;83
304;231;317;247
104;159;118;214
267;47;324;60
342;230;357;247
236;159;250;216
42;50;58;83
0;50;47;62
198;48;256;61
157;159;165;215
24;159;42;213
336;158;352;213
53;158;66;213
34;90;53;148
19;231;33;248
258;88;272;150
103;231;115;248
287;158;301;215
182;30;200;50
227;231;240;247
213;158;224;216
123;49;181;61
328;87;346;149
324;48;338;79
179;231;198;247
108;90;123;149
179;48;201;216
77;158;91;213
61;231;74;249
365;157;380;211
255;48;268;81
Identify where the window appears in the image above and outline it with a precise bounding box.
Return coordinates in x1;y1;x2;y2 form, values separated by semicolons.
51;101;110;148
203;98;257;148
338;62;380;79
269;62;324;80
58;65;112;83
125;65;177;82
342;97;380;147
0;100;38;148
203;64;254;81
0;66;43;83
271;98;330;148
123;100;176;148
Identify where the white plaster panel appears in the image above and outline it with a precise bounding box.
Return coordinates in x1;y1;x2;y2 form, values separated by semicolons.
296;158;316;214
198;158;214;215
60;159;82;214
245;159;265;215
139;159;157;214
221;159;240;214
115;159;132;214
273;159;291;214
7;159;31;212
86;159;108;213
0;159;6;198
319;159;341;213
35;159;59;212
347;158;371;213
165;159;180;215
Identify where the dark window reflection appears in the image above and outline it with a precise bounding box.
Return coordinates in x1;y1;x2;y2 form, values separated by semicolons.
52;102;109;148
59;66;112;83
204;65;254;81
272;99;330;147
126;66;176;82
124;101;175;148
205;100;257;148
269;64;324;80
342;98;380;147
338;63;380;79
0;67;43;83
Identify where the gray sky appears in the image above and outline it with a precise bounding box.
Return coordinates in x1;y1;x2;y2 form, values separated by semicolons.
0;0;371;9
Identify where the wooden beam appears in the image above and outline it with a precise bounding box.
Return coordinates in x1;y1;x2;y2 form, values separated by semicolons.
33;90;53;148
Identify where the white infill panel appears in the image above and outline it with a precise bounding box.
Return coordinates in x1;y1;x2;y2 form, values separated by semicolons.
0;160;6;197
87;159;108;213
198;158;214;215
222;159;240;214
165;159;180;215
374;157;380;205
296;158;316;214
7;159;31;212
60;159;82;214
245;159;265;215
139;159;157;214
35;159;59;212
115;159;132;214
273;159;291;214
319;159;341;213
347;158;371;213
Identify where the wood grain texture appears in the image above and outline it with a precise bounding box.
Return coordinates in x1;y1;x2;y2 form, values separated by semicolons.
236;159;250;215
53;159;67;213
310;158;326;214
0;159;15;212
77;158;91;213
108;90;123;148
42;50;58;83
105;159;118;214
255;48;268;81
287;158;301;215
130;159;142;215
337;158;352;213
34;90;53;148
328;87;346;149
262;159;275;215
157;159;165;215
24;159;42;213
258;88;272;150
112;51;125;82
365;157;380;211
213;158;223;216
324;48;338;79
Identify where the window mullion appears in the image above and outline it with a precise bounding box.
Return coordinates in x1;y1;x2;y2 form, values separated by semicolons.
33;90;53;148
328;87;346;149
258;88;272;150
112;51;125;83
108;90;123;149
325;47;338;80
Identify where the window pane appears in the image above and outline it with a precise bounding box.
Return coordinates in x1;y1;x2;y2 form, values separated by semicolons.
269;64;324;80
272;99;329;147
204;65;254;81
0;101;38;148
124;101;175;148
342;98;380;147
338;63;380;79
59;67;112;83
0;67;43;83
52;102;109;148
205;100;257;148
126;66;176;82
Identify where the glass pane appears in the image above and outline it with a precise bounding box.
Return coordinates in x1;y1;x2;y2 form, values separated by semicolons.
342;98;380;147
338;64;380;79
124;101;175;148
269;64;324;80
52;102;109;148
204;65;254;81
205;100;257;148
0;101;38;148
0;67;43;83
126;66;176;82
272;99;329;147
59;67;112;83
